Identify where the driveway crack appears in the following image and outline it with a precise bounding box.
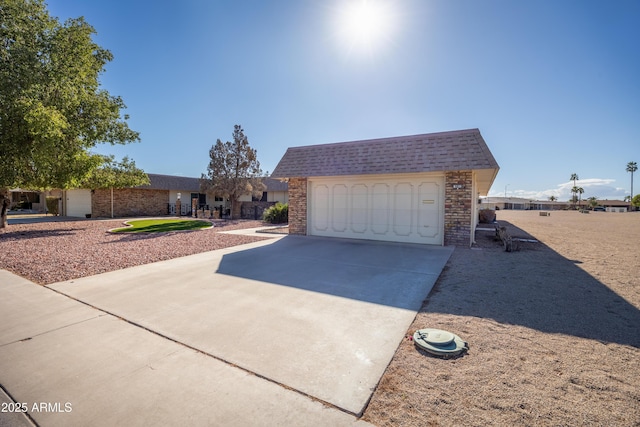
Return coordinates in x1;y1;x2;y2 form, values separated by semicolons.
0;314;105;348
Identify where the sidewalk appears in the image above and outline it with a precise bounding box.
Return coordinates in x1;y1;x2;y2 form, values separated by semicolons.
0;269;370;427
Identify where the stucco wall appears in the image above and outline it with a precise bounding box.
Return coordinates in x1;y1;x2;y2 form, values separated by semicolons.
267;191;288;204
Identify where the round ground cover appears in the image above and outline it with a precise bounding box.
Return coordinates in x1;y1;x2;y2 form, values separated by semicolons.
110;219;213;233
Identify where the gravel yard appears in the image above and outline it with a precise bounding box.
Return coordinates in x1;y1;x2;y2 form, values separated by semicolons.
0;218;267;285
363;210;640;426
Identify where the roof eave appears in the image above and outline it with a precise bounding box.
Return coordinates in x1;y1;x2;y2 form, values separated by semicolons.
475;167;500;196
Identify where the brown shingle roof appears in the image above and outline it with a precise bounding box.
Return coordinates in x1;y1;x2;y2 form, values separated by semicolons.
138;174;287;192
261;177;288;192
271;128;499;178
138;174;201;191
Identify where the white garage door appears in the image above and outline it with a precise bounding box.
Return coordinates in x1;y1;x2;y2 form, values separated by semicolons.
309;174;444;245
65;189;92;218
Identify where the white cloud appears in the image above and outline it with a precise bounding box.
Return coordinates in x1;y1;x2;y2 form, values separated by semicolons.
488;178;628;201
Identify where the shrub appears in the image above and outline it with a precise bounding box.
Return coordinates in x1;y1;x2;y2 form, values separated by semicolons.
46;196;59;215
478;209;496;223
263;202;288;224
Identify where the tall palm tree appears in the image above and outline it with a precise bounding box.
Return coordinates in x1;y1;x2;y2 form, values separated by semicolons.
570;173;579;209
627;161;637;211
570;173;579;187
576;186;584;209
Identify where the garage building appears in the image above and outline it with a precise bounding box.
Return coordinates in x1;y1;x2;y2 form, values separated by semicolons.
271;128;499;246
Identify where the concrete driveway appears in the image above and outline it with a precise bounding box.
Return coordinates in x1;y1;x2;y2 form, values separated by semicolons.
0;234;452;426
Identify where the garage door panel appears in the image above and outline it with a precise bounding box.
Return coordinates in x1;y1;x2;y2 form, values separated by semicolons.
418;182;441;239
393;183;414;236
312;184;330;231
310;175;443;245
331;184;348;232
371;183;390;235
350;184;368;234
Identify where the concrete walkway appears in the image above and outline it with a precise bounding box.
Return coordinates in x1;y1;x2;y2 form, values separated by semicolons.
0;235;452;426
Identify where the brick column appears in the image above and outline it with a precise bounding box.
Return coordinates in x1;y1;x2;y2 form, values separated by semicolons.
444;171;473;246
288;177;307;235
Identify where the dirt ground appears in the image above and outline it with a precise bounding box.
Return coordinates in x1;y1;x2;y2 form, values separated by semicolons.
363;210;640;426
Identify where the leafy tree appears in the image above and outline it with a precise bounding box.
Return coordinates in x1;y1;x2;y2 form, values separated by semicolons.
82;156;148;189
627;161;637;210
0;0;141;228
587;196;598;209
201;125;265;219
632;194;640;208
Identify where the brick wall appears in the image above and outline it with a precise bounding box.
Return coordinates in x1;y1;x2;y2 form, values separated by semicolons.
288;177;307;235
444;171;473;246
92;188;169;218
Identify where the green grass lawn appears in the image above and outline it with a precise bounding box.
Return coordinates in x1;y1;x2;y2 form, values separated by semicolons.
110;219;212;233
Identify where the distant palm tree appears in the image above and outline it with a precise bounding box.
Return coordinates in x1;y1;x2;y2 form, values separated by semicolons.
570;173;579;187
587;196;598;209
570;173;579;209
627;161;637;211
548;195;557;201
576;187;584;208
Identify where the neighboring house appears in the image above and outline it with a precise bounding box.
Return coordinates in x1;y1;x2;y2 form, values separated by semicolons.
6;189;46;212
480;197;570;211
259;177;289;204
236;177;289;219
271;128;500;246
87;174;208;218
596;200;630;212
60;174;287;218
479;197;631;212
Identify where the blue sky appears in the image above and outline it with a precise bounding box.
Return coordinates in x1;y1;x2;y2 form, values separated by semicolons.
46;0;639;201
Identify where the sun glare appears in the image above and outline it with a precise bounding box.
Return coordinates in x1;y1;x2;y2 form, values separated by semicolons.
333;0;398;57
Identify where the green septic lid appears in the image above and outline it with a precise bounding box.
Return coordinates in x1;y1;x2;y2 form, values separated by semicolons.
420;329;454;345
413;328;468;358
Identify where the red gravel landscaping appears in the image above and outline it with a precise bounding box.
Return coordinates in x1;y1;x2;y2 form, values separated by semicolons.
0;218;267;285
